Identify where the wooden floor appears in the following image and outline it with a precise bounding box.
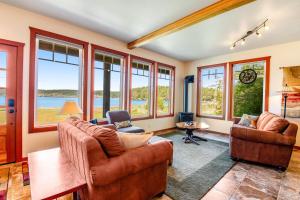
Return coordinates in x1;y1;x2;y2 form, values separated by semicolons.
1;131;300;200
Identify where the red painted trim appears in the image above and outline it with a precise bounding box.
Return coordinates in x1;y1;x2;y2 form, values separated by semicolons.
129;55;155;120
28;27;89;133
228;56;271;121
0;38;24;162
22;157;28;162
155;62;176;118
196;63;227;120
90;44;129;119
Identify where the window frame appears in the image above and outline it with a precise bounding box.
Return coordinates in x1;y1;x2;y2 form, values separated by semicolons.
90;44;129;120
196;63;227;120
129;55;155;121
155;62;175;118
29;27;88;133
228;56;270;121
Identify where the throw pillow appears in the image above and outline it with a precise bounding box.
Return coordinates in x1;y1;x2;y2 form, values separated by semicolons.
263;116;289;133
85;125;126;157
118;132;153;150
114;120;132;129
238;114;259;128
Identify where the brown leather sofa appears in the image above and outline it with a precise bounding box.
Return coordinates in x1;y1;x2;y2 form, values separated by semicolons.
230;112;298;169
58;120;173;200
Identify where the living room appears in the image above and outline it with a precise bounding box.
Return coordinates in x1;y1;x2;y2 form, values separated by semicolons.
0;0;299;199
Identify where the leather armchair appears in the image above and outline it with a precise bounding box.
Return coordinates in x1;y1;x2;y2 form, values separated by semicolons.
106;110;145;133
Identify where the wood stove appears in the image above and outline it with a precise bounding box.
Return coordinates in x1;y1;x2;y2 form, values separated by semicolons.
178;75;194;122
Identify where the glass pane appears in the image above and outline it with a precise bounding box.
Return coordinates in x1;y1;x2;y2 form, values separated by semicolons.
131;74;150;117
0;107;6;124
36;59;81;126
0;52;7;68
110;70;121;111
200;66;224;117
233;61;265;117
0;71;6;88
94;67;104;119
157;78;171;115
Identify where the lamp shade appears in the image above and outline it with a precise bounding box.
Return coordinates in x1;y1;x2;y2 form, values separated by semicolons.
59;101;83;115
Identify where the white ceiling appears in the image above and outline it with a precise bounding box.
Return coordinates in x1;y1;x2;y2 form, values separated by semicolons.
2;0;300;61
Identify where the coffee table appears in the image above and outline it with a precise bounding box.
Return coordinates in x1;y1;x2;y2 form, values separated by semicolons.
176;121;209;145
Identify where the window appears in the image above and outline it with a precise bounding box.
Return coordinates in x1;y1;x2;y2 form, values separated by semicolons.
156;64;175;117
129;56;154;120
91;45;128;119
229;57;270;119
29;27;88;132
197;64;226;119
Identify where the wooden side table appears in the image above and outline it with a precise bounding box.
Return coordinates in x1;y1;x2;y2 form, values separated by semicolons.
28;148;87;200
176;121;209;145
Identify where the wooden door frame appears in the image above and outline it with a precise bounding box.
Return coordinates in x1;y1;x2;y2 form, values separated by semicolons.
0;38;24;162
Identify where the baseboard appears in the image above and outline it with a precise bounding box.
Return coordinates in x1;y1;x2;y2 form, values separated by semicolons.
154;127;177;135
22;157;28;162
294;146;300;151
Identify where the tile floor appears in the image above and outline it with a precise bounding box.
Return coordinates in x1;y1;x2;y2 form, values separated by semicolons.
1;131;300;200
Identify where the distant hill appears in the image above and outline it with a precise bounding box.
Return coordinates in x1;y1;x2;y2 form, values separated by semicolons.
38;86;170;100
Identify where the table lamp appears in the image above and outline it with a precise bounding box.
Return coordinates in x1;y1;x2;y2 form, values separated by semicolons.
59;101;83;118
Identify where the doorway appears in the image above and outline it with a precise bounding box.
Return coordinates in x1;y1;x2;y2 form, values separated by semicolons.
0;39;23;164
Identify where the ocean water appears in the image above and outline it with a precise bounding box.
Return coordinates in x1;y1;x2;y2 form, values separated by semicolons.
0;96;146;108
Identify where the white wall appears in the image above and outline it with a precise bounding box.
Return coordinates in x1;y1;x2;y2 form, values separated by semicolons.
186;41;300;146
0;3;186;157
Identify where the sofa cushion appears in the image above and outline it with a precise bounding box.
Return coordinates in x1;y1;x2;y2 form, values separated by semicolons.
257;112;277;130
118;126;145;133
263;116;289;133
68;119;125;157
118;132;153;149
256;112;289;133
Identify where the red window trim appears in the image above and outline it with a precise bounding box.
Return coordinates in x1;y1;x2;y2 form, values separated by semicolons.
129;55;155;121
196;63;227;120
90;44;129;120
155;62;176;118
0;38;24;162
28;27;89;133
228;56;271;121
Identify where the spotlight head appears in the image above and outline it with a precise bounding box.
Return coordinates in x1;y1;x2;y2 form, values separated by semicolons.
241;39;246;45
256;31;262;37
230;43;236;50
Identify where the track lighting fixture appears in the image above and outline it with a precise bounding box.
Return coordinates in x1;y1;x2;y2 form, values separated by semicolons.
230;19;269;49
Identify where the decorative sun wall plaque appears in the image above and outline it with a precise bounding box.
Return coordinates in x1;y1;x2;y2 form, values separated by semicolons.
239;69;257;84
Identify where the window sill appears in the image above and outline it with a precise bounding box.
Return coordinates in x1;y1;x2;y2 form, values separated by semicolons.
155;114;175;118
29;125;57;133
131;116;154;121
196;114;225;120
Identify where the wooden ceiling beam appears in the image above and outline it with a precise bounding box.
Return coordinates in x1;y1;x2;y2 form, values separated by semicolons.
127;0;256;49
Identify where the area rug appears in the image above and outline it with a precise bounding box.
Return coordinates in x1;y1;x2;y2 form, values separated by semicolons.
160;131;236;200
0;167;10;200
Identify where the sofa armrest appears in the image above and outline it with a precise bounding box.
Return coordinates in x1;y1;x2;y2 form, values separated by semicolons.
233;118;241;124
90;140;173;186
283;122;298;138
231;124;296;146
99;123;117;131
